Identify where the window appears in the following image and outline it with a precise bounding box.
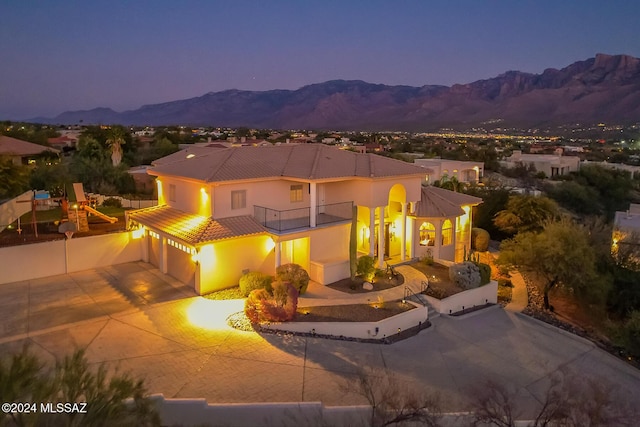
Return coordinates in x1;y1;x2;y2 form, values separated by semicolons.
419;222;435;246
290;184;303;203
231;190;246;210
442;219;453;245
168;184;176;202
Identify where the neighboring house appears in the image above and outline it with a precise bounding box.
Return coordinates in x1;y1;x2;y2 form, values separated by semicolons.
0;135;59;165
500;149;580;177
127;144;481;295
414;158;484;185
613;203;640;262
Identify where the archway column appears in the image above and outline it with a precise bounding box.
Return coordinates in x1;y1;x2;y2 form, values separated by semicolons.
400;202;407;261
368;207;375;257
378;206;385;269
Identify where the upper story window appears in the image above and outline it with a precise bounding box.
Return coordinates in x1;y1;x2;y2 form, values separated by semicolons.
442;219;453;246
231;190;246;210
290;184;303;203
168;184;176;202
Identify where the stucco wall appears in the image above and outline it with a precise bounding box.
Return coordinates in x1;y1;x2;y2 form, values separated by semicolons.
262;302;428;340
197;235;276;294
424;281;498;314
0;232;143;285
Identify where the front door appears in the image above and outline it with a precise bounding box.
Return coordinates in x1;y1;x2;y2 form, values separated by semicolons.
373;223;390;259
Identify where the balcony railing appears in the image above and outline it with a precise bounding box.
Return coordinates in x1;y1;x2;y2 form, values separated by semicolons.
254;201;353;232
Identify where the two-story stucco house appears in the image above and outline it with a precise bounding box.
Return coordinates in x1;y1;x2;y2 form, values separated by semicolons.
127;144;481;295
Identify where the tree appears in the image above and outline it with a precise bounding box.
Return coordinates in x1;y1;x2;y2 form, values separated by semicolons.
493;195;559;235
0;346;159;426
470;371;638;427
0;156;30;199
106;126;127;167
341;368;441;427
497;220;601;309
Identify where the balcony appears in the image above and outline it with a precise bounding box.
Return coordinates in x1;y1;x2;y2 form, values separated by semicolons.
254;202;353;233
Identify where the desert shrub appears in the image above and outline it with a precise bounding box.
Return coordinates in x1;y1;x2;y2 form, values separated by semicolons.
618;310;640;357
102;197;122;208
471;228;490;252
276;263;310;295
244;282;299;323
476;262;492;286
421;249;434;265
239;271;272;297
357;255;376;281
449;261;481;290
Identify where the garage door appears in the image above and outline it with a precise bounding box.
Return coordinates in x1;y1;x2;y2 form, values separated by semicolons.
167;244;196;287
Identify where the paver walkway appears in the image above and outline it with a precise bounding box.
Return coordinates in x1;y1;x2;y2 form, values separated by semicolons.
0;262;639;418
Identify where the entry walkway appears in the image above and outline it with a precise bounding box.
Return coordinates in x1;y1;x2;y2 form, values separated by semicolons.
299;265;425;307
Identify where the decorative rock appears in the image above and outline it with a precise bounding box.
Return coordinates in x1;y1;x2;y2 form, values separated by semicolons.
362;282;373;291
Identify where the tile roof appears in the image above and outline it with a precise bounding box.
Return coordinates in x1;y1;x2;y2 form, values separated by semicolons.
0;135;59;156
128;205;267;245
414;186;482;218
149;144;427;182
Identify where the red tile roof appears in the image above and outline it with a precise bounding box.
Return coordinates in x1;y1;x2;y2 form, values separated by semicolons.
128;205;267;245
149;144;427;182
414;186;482;218
0;135;59;156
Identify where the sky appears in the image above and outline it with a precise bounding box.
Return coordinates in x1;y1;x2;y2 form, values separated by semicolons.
1;0;640;120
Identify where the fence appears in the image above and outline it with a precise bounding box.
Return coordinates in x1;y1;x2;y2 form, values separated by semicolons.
87;193;157;209
0;232;143;285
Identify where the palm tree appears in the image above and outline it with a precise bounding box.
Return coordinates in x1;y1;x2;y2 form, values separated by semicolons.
106;126;126;167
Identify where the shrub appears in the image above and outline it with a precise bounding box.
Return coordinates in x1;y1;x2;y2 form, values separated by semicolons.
421;249;434;266
357;255;376;281
619;310;640;358
102;197;122;208
449;261;481;290
239;271;273;297
244;282;299;323
477;262;492;286
276;263;310;295
471;228;490;252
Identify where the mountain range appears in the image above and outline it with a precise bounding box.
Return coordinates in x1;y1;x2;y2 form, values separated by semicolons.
33;53;640;131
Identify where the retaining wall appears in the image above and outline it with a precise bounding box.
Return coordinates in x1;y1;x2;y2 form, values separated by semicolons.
261;301;428;340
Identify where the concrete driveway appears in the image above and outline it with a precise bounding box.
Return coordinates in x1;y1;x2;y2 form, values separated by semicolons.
1;262;639;416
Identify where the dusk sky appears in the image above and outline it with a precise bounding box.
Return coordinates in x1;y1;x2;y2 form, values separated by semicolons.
2;0;639;120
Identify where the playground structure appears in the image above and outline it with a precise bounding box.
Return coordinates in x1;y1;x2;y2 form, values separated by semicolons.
66;183;118;232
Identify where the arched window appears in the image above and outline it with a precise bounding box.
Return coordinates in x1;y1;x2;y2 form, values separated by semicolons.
442;219;453;245
419;222;435;246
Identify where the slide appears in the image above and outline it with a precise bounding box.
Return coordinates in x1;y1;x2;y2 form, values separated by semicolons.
84;205;118;224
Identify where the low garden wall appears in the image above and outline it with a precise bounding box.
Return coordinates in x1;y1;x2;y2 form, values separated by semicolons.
261;302;428;340
0;232;143;284
149;394;521;426
425;280;498;315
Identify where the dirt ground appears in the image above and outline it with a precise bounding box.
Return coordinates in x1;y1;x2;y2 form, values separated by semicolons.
326;273;404;294
0;214;127;247
296;301;415;322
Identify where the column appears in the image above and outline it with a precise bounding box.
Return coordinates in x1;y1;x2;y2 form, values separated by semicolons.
161;236;168;274
400;202;407;261
434;219;442;261
194;259;202;295
378;206;385;269
310;182;317;228
141;231;149;263
275;241;281;267
369;207;375;257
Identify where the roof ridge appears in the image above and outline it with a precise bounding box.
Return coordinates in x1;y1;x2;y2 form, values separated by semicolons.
205;148;235;182
309;144;323;179
282;145;296;176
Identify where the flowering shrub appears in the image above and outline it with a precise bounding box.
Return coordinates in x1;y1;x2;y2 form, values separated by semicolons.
239;271;273;297
449;261;481;290
244;281;299;323
276;263;310;294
